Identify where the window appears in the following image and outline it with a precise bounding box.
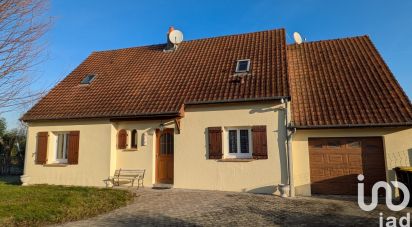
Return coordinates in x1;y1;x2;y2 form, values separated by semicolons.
160;132;174;155
55;132;69;163
225;128;252;158
327;140;341;148
80;74;95;84
347;140;361;148
312;143;323;148
235;59;250;73
228;130;237;153
131;129;138;149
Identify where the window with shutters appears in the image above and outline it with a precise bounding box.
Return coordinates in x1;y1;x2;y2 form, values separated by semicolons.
54;132;69;163
224;127;252;158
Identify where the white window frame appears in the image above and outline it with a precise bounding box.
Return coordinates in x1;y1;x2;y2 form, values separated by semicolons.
54;132;69;163
224;127;253;159
235;59;251;73
80;74;95;85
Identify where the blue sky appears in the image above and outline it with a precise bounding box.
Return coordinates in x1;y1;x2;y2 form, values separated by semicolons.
3;0;412;128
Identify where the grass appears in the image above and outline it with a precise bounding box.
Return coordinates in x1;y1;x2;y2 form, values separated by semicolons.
0;176;134;227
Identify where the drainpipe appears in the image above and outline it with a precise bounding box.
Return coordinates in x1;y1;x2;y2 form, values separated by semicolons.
282;98;295;197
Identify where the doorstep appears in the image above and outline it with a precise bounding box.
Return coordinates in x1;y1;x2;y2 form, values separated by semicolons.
152;183;173;189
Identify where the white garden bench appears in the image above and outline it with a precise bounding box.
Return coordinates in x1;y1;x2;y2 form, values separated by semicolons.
105;169;145;189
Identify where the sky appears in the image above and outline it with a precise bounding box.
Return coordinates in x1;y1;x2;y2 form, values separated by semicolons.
3;0;412;129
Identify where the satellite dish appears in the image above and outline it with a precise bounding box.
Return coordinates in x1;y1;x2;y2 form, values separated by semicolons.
169;30;184;44
293;32;303;44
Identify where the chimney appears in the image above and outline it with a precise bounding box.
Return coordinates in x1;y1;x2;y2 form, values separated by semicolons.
168;26;174;34
165;26;175;51
164;26;183;52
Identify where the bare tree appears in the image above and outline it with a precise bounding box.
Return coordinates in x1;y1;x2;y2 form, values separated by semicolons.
0;0;50;114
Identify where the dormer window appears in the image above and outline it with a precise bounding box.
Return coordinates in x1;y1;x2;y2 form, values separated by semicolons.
80;74;95;85
235;59;250;73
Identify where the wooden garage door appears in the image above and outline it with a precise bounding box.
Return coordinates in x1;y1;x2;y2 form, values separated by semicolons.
309;137;386;195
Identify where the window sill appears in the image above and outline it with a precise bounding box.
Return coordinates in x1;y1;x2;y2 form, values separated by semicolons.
231;72;251;77
217;158;253;162
122;148;138;152
43;163;68;167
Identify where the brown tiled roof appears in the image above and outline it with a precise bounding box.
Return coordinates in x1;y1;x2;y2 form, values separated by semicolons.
22;29;412;128
288;36;412;128
22;29;289;121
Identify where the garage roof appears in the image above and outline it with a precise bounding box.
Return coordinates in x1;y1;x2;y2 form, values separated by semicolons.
288;36;412;128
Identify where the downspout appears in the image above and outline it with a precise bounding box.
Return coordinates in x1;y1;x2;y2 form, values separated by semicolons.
282;98;295;197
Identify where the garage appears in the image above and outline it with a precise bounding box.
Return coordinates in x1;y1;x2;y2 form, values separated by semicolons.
309;137;386;195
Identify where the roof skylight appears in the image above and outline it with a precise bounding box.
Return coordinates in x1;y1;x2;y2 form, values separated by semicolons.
80;74;95;85
235;59;250;73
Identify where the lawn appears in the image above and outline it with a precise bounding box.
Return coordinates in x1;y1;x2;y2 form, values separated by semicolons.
0;176;134;227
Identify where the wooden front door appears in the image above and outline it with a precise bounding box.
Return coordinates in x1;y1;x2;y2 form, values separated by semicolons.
309;137;386;195
156;128;174;184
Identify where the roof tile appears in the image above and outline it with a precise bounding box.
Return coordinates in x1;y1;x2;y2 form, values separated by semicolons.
22;29;288;121
287;36;412;128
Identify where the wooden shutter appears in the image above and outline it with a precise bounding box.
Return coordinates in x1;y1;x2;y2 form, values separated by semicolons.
36;132;48;164
208;127;222;159
68;131;80;165
252;126;268;159
117;129;127;149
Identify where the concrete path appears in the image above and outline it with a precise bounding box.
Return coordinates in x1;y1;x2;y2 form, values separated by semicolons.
57;188;411;226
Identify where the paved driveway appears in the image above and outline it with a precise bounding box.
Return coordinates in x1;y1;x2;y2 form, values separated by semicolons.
59;188;411;226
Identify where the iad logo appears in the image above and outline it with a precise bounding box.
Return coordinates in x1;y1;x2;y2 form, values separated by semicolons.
357;174;410;211
358;174;411;227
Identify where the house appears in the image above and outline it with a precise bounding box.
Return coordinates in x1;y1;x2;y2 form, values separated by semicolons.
21;28;412;196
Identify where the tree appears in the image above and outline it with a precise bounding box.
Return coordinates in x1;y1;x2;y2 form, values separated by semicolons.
0;119;26;175
0;118;5;136
0;0;50;114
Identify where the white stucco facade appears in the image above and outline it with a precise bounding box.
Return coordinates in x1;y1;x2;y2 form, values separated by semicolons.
23;102;288;194
23;102;412;196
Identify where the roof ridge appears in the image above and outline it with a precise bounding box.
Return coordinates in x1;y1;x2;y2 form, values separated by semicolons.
183;28;285;43
287;35;369;47
95;28;286;53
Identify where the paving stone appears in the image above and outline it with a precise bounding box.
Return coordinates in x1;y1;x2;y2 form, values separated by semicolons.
55;188;412;227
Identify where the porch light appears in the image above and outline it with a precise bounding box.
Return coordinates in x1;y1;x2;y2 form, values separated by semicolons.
159;123;165;132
